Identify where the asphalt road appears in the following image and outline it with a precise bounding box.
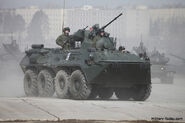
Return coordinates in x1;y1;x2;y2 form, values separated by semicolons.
0;64;185;122
0;96;184;122
0;77;185;122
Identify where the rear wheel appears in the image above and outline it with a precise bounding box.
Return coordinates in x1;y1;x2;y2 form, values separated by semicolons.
98;88;113;100
69;70;91;100
37;70;55;97
24;69;38;96
115;88;132;100
55;70;70;99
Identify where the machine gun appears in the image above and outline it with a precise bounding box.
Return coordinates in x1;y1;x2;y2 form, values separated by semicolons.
83;26;88;30
89;13;123;39
170;53;185;63
101;13;123;30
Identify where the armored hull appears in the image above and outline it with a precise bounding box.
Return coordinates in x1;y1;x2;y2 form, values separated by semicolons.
20;44;151;100
20;14;151;100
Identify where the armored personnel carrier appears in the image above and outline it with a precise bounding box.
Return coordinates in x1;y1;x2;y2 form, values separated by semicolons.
150;49;175;84
0;40;22;62
20;13;151;100
133;44;175;84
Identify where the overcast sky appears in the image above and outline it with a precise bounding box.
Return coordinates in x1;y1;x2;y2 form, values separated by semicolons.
0;0;185;8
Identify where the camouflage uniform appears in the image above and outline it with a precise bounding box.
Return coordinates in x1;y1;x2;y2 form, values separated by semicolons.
56;34;71;49
88;24;99;40
92;35;101;47
91;28;105;48
56;27;71;50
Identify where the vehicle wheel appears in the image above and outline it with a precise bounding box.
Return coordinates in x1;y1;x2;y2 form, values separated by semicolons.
98;88;113;100
161;72;174;84
132;84;151;101
37;70;55;97
88;86;98;99
55;70;70;98
24;69;38;96
167;75;174;84
115;88;132;100
69;70;91;100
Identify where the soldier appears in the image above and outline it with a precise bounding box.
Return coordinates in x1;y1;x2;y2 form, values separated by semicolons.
56;27;72;49
99;29;105;37
133;41;147;55
88;24;99;39
92;29;104;47
119;46;125;52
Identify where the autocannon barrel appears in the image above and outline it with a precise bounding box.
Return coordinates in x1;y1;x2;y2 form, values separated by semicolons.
101;13;123;30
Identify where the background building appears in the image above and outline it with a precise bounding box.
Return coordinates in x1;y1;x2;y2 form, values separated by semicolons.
0;6;185;56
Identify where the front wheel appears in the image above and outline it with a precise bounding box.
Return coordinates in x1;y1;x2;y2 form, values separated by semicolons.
69;70;91;100
37;70;55;97
131;84;151;101
161;72;174;84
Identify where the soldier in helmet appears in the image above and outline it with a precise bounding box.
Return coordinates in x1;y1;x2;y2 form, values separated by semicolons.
99;29;105;37
88;24;99;39
56;27;72;49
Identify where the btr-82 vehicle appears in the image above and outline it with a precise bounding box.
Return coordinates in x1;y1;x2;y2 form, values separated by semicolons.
133;43;175;84
20;13;151;100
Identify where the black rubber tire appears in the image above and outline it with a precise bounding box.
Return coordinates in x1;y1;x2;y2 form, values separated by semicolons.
24;70;38;96
55;70;70;99
115;88;132;100
37;70;55;97
98;88;113;100
132;84;152;101
69;70;91;100
88;86;98;99
161;72;174;84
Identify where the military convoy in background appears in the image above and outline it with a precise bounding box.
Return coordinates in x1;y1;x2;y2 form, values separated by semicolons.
0;40;23;62
170;54;185;64
0;39;24;73
133;42;175;84
20;13;152;100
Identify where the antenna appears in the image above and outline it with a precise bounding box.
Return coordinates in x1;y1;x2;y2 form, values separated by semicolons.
140;34;143;42
62;0;65;31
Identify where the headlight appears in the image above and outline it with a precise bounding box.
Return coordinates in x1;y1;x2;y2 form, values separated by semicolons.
85;60;93;66
161;67;166;70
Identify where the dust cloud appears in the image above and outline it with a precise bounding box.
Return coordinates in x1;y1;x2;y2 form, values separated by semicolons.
0;60;24;97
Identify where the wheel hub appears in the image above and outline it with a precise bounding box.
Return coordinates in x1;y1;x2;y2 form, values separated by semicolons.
40;75;45;89
74;80;81;91
27;76;31;88
59;77;65;89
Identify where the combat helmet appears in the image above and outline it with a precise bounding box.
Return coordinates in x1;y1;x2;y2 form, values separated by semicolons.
63;27;70;32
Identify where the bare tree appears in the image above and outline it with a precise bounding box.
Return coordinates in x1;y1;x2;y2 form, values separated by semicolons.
0;11;25;33
26;10;49;44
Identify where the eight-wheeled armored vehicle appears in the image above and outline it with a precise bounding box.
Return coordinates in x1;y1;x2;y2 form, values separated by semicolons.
0;40;23;72
149;49;175;84
133;43;175;84
20;13;151;100
0;40;22;62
